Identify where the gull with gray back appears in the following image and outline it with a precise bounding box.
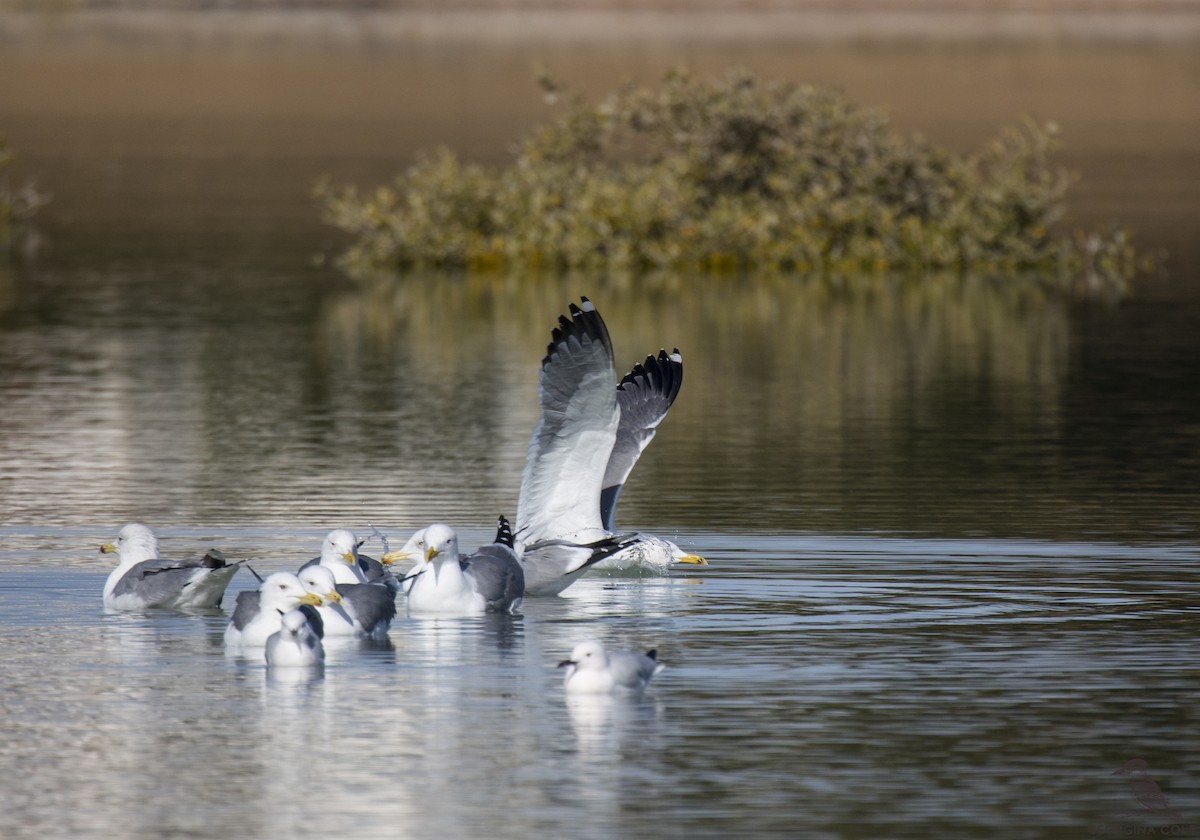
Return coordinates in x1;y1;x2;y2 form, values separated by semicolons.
406;517;524;615
265;605;325;668
224;572;322;649
298;564;396;638
558;640;666;694
101;523;241;611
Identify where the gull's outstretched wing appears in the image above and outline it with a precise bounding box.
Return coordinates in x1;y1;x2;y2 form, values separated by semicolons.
600;348;684;530
516;298;619;543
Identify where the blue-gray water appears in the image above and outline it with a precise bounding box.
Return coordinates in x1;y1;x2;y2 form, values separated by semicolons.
1;24;1199;840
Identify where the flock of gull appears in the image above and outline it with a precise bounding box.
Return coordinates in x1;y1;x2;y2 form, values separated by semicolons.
98;298;703;694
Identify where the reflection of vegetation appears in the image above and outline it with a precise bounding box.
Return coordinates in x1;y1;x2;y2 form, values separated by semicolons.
0;136;47;254
314;273;1075;530
321;69;1140;294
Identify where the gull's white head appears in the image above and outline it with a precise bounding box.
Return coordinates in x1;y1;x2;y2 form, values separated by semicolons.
280;607;312;637
320;529;360;568
422;524;460;582
381;528;426;568
298;565;342;604
260;572;321;612
667;540;706;566
559;640;609;676
99;522;159;565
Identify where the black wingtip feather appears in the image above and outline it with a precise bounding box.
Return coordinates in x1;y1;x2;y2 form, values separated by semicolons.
616;346;684;406
646;649;658;660
199;548;227;569
494;515;515;549
578;533;641;569
541;297;612;368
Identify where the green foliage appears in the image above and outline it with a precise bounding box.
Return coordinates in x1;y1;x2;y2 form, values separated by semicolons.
319;69;1140;292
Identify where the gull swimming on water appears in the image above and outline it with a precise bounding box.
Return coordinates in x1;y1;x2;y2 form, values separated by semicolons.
298;564;396;638
299;530;401;596
303;529;369;586
405;518;525;615
101;523;241;610
516;298;703;594
265;605;325;668
224;572;322;648
558;640;665;694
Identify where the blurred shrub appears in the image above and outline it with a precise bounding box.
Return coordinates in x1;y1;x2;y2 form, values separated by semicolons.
319;69;1140;293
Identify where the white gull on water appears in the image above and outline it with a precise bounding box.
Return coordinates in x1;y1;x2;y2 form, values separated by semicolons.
265;605;325;668
515;298;704;594
299;529;402;596
558;640;665;694
304;529;368;586
101;523;241;611
297;564;396;638
224;572;322;648
406;518;524;615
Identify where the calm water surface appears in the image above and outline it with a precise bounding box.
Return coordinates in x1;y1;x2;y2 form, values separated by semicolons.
1;25;1199;840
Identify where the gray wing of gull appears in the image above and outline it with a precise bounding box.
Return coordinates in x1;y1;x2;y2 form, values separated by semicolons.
109;554;239;608
464;544;525;612
338;583;397;636
521;533;638;596
601;348;684;531
358;554;402;597
516;298;619;544
608;649;663;689
230;589;262;631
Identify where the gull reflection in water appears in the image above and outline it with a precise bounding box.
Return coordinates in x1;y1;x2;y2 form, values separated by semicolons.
264;662;326;692
566;692;662;757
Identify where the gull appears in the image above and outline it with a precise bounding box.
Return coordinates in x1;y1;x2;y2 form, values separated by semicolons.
298;564;396;638
224;572;322;648
406;518;524;615
516;298;702;594
299;529;370;586
265;605;325;668
101;522;241;611
383;528;426;573
558;640;665;694
311;528;369;586
300;530;401;596
380;529;426;596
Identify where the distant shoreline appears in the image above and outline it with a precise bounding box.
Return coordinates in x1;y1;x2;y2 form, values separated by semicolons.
3;7;1200;48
